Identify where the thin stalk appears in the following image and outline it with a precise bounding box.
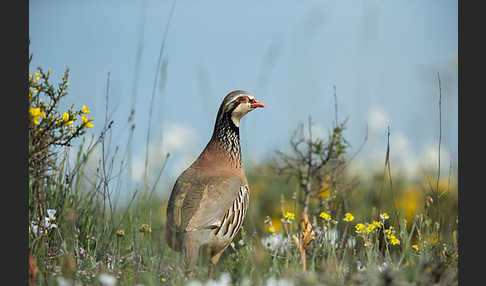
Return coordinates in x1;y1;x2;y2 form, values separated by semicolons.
436;72;443;240
144;0;178;187
385;126;399;224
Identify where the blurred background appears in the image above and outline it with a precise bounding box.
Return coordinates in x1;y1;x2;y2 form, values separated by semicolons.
29;0;458;203
28;2;458;283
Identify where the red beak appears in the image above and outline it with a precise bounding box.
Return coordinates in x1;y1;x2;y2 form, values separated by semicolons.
250;98;265;108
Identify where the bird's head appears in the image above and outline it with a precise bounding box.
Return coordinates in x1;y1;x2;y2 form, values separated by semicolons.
217;90;265;127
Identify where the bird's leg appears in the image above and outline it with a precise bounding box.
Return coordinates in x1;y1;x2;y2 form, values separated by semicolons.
208;248;225;279
208;264;215;279
183;238;200;278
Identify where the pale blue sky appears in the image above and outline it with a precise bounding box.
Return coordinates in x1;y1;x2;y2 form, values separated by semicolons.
29;0;458;197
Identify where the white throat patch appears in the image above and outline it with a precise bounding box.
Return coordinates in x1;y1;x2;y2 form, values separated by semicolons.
231;103;251;127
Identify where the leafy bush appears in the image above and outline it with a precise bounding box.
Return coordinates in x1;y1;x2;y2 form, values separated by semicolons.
29;66;97;246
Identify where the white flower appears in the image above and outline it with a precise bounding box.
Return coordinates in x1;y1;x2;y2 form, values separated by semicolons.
265;276;295;286
47;209;56;220
56;277;82;286
30;211;57;237
356;260;366;272
43;209;58;230
261;233;291;253
44;217;57;229
377;262;389;273
380;213;390;220
187;273;232;286
99;273;117;286
315;228;339;248
78;247;86;258
206;273;231;286
241;278;251;286
347;237;356;248
56;277;70;286
324;228;339;245
30;222;39;237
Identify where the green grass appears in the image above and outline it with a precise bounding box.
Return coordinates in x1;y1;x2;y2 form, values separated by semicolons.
28;143;458;285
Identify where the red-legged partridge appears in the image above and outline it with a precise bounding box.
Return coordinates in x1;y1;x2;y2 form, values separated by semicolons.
166;90;265;277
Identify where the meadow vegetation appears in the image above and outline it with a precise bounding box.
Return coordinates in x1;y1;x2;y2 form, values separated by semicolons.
28;66;458;286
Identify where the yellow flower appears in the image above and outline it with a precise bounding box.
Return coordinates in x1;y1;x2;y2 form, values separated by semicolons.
343;212;354;222
62;112;70;121
412;244;419;251
284;211;295;221
385;231;400;245
268;226;275;233
365;224;376;233
355;223;365;233
269;217;282;232
380;212;390;220
372;220;382;228
81;105;91;114
397;185;422;222
29;107;42;125
32;73;40;83
64;120;74;126
29;107;41;117
320;181;329;191
319;182;330;199
319;211;331;221
319;190;330;199
81;116;94;128
390;235;400;245
139;224;152;233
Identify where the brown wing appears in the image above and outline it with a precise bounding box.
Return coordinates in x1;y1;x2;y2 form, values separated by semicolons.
166;168;243;233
